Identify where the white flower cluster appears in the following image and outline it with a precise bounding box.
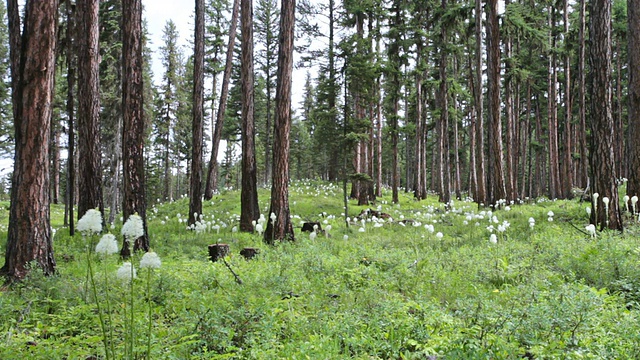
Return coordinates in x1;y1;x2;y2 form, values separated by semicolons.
77;209;103;235
122;214;144;240
95;234;119;255
116;262;137;283
140;251;162;269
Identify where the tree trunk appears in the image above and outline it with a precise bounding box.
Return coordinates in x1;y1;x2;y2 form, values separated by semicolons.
474;0;486;205
588;0;622;231
51;117;60;204
204;0;240;199
189;0;205;227
264;0;295;243
486;0;506;206
240;0;260;232
561;0;573;198
504;0;516;202
414;42;425;200
467;55;478;200
614;39;624;178
437;30;450;204
77;0;104;220
108;116;122;224
547;6;560;200
121;0;150;255
2;0;58;281
64;0;76;232
578;0;588;189
628;0;640;198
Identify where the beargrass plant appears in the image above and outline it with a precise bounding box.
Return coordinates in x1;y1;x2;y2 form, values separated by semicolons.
4;182;640;358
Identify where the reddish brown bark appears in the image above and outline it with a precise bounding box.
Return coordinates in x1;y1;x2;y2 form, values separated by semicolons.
265;0;295;243
629;0;640;198
189;0;205;226
240;0;260;232
2;0;59;281
204;0;240;199
121;0;149;255
486;0;506;205
77;0;104;219
588;0;622;230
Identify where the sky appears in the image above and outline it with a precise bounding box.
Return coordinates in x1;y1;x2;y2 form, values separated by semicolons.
142;0;309;103
143;0;194;86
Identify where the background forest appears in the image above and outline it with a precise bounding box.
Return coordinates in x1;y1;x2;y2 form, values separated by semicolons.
0;0;634;218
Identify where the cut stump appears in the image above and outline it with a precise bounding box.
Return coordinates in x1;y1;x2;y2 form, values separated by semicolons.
301;222;322;233
208;243;229;262
240;247;260;260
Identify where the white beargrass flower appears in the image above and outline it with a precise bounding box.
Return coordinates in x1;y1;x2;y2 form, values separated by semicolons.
343;234;349;240
585;224;597;238
255;223;264;235
624;195;630;212
95;233;118;255
358;227;365;233
489;234;498;244
309;231;317;241
602;197;610;207
122;214;144;240
270;212;277;223
116;262;137;283
586;207;592;215
436;232;443;239
77;209;103;235
140;252;161;269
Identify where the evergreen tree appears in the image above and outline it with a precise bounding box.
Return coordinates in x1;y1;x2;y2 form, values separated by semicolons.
0;1;12;157
3;0;58;281
255;0;279;184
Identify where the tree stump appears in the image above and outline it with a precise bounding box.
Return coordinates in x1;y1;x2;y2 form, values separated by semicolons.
208;244;229;262
301;222;322;233
240;247;260;260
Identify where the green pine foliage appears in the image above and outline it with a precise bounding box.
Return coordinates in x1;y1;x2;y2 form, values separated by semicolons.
2;182;640;358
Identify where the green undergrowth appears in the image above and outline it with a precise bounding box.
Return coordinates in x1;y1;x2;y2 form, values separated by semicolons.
1;181;640;359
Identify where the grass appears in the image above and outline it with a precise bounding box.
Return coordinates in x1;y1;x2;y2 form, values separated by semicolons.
1;180;640;359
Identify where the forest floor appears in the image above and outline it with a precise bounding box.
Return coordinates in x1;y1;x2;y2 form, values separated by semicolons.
1;181;640;359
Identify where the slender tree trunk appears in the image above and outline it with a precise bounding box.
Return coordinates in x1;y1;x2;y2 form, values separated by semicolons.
240;0;260;231
376;78;383;197
189;0;205;226
578;0;588;189
108;116;122;224
629;0;640;199
588;0;622;231
438;2;450;204
504;0;515;202
64;0;76;232
486;0;506;205
561;0;573;198
265;0;295;242
51;118;60;204
414;43;425;200
474;0;486;205
547;6;560;199
2;0;58;281
615;39;624;178
452;57;462;200
121;0;150;255
77;0;104;220
467;56;477;200
204;0;240;199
